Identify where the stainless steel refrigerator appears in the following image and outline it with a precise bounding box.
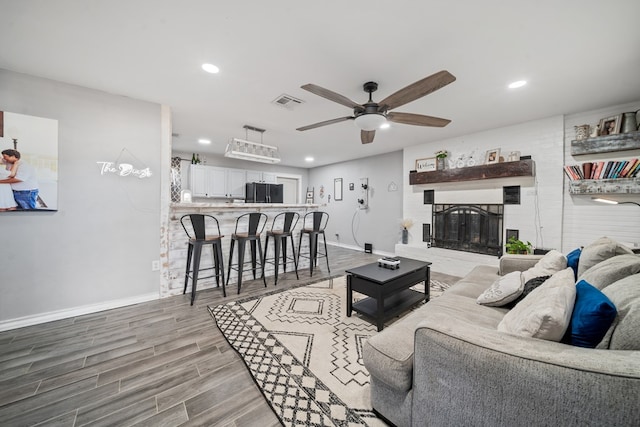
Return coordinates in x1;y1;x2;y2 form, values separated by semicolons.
245;182;284;203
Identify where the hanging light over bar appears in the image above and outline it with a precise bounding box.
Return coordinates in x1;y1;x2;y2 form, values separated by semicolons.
224;125;281;164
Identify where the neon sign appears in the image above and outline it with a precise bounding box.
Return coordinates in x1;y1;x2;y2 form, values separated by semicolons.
97;161;152;179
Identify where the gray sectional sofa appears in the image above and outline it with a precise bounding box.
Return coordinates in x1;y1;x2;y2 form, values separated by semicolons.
363;238;640;426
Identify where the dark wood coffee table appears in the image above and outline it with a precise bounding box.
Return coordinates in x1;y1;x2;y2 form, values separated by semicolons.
346;257;431;331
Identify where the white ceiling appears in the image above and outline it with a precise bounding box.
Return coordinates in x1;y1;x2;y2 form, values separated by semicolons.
1;1;639;168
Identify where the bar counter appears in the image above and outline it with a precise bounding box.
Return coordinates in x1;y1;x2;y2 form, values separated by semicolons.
162;202;323;298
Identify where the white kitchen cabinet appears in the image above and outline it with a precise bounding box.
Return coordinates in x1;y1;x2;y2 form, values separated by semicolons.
190;164;209;197
227;169;246;198
190;165;246;198
262;172;277;184
245;170;262;183
246;170;277;184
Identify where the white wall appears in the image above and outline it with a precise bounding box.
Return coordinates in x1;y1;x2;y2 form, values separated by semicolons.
308;151;403;254
403;116;565;257
0;69;163;329
562;101;640;251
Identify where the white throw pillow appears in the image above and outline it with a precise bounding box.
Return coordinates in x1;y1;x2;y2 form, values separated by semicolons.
521;249;567;283
477;271;523;306
498;268;576;341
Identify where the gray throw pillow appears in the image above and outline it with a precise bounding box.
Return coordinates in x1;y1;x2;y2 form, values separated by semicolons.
577;237;633;277
578;254;640;290
600;274;640;350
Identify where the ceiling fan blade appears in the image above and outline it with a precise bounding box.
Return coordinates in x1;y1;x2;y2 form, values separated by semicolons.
296;116;354;131
387;112;451;127
301;84;363;109
361;130;375;144
378;70;456;111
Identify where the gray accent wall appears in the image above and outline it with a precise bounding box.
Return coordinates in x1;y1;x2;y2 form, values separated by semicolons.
0;69;162;325
308;151;403;254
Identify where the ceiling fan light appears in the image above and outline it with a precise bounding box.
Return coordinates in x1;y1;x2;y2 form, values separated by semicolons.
354;114;386;131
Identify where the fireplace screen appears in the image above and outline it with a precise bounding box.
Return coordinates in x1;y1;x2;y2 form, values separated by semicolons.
432;204;503;256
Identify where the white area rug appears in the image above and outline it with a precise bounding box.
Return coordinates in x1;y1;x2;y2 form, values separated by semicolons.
209;275;453;426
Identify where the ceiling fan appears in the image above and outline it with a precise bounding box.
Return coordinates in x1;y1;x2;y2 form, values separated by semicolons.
296;70;456;144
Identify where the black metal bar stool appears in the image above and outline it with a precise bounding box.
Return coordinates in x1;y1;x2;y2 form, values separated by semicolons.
297;211;330;276
180;214;225;304
226;212;268;294
262;212;300;286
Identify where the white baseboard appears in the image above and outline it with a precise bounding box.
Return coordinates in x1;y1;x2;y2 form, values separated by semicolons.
0;293;159;332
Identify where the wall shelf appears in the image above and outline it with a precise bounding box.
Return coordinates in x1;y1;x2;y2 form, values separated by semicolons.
571;131;640;156
568;178;640;194
409;159;535;185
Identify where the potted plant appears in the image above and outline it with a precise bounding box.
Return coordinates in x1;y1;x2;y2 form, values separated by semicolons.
505;236;532;254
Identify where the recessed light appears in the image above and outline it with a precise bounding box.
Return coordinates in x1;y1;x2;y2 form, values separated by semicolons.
508;80;527;89
305;156;314;162
198;139;211;144
202;63;220;74
379;122;390;129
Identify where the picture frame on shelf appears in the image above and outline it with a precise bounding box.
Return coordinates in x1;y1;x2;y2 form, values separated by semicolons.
485;148;500;164
599;114;622;136
415;157;437;172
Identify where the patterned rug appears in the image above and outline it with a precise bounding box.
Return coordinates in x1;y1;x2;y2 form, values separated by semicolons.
208;275;454;426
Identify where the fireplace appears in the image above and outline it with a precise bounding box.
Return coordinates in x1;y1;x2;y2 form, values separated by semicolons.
432;204;503;256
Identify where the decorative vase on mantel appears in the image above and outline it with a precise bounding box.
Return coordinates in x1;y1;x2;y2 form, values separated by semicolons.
402;228;409;244
437;157;446;170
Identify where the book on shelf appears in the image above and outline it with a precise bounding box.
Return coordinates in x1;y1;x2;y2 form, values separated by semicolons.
565;159;640;181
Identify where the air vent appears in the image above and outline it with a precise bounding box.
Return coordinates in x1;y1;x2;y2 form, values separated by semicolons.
272;94;304;109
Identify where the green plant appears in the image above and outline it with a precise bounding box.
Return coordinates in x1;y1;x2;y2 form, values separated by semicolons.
435;150;448;159
505;236;532;254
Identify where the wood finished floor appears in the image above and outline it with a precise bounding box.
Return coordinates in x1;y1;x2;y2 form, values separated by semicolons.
0;247;461;427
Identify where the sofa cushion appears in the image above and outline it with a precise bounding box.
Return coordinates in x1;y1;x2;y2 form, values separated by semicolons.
476;271;523;306
521;249;567;283
362;307;428;392
445;265;499;299
576;237;633;277
363;293;506;392
600;274;640;350
578;254;640;290
562;280;617;348
497;268;576;341
566;247;582;280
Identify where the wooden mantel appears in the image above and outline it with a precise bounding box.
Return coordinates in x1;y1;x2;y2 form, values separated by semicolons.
409;159;535;185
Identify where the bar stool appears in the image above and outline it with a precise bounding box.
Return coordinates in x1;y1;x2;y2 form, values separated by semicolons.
262;212;300;286
180;214;225;304
226;212;268;294
297;211;330;276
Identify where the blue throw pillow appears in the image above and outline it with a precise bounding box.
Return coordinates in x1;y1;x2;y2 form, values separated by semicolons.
566;248;581;280
563;280;617;348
